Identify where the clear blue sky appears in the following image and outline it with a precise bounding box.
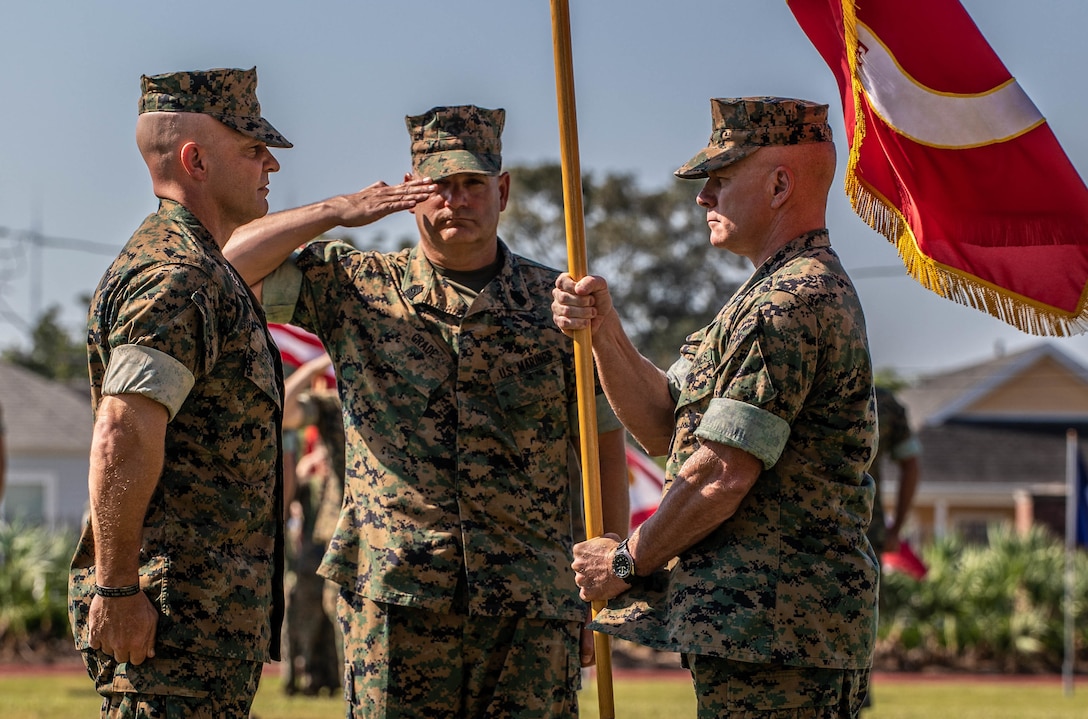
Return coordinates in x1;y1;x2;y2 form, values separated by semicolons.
2;0;1086;378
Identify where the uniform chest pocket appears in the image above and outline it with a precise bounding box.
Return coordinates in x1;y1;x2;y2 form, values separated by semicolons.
191;291;280;408
367;328;451;399
344;330;452;450
492;359;570;466
493;359;567;411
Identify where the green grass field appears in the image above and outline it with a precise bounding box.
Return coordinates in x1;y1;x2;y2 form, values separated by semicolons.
2;670;1087;718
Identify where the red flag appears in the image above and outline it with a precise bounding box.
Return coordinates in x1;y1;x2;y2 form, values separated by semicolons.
789;0;1088;335
625;443;664;532
881;539;928;581
268;323;336;384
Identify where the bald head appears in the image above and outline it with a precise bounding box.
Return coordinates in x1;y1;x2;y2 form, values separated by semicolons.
754;141;836;197
134;110;281;245
790;141;837;200
136;112;222;184
748;141;837;229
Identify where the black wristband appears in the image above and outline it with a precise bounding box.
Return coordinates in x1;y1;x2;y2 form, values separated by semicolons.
94;583;141;598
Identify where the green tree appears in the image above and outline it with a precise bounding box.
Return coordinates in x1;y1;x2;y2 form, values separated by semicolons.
1;304;85;382
500;163;748;367
874;367;912;392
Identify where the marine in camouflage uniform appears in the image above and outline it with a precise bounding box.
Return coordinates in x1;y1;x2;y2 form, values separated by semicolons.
861;388;920;712
225;104;630;719
283;373;345;695
867;386;921;554
555;98;878;719
68;67;291;719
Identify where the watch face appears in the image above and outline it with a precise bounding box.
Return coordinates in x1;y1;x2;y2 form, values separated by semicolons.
612;550;634;580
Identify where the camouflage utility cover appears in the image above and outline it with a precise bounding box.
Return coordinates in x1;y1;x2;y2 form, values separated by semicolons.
262;239;619;622
407;105;504;180
675;97;832;179
138;66;292;148
70;199;285;662
592;230;879;669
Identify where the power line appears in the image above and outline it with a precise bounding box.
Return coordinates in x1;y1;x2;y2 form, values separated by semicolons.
0;295;32;333
850;265;909;279
0;225;117;342
0;226;118;256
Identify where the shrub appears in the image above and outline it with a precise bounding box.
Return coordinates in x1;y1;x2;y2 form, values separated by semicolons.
878;524;1088;672
0;519;76;658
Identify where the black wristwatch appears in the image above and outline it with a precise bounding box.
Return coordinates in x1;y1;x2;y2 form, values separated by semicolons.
611;538;637;583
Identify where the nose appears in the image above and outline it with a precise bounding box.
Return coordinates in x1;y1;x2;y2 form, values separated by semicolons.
441;184;468;208
264;148;281;173
696;182;714;209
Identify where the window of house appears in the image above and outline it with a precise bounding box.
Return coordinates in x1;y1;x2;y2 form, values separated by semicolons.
1;472;56;527
952;514;1009;546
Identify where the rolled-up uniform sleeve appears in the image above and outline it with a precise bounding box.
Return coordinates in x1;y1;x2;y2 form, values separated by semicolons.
262;256;305;324
102;344;195;420
694;290;817;469
697;398;791;470
99;264;220;420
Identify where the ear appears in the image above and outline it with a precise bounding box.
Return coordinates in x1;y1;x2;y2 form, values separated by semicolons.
497;171;511;211
768;165;794;209
179;141;208;180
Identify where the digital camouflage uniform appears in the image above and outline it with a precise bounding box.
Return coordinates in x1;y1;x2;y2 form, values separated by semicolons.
70;199;285;713
68;67;290;719
259;104;621;718
274;240;610;619
593;98;879;718
867;387;921;553
263;236;621;717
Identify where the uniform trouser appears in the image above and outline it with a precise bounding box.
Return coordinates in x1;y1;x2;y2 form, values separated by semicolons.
284;566;341;693
81;647;262;719
685;653;870;719
336;587;582;719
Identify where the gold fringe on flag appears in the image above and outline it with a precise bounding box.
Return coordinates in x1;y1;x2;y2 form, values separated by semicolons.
837;0;1088;337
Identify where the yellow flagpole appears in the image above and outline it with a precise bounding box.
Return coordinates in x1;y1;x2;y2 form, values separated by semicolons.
549;1;615;717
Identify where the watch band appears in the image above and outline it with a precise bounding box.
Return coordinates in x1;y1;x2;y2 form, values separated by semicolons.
612;537;637;583
94;583;141;598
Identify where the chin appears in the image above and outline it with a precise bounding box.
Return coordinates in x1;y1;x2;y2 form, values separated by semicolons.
440;229;473;243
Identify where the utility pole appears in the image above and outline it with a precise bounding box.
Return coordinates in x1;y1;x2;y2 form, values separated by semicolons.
29;197;42;323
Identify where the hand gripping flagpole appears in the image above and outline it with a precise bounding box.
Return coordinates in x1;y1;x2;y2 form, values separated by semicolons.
549;1;615;717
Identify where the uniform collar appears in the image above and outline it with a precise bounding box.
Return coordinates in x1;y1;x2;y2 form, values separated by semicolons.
400;239;533;316
727;229;833;304
157;198;220;254
750;229;830;279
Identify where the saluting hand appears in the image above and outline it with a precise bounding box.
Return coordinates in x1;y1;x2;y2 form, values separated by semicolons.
333;177;436;228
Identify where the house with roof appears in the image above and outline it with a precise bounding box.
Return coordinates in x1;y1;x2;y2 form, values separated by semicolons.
0;361;92;528
888;343;1088;546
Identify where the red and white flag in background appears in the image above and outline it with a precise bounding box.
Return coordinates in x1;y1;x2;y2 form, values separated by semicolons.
625;443;664;532
268;323;336;384
789;0;1088;335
